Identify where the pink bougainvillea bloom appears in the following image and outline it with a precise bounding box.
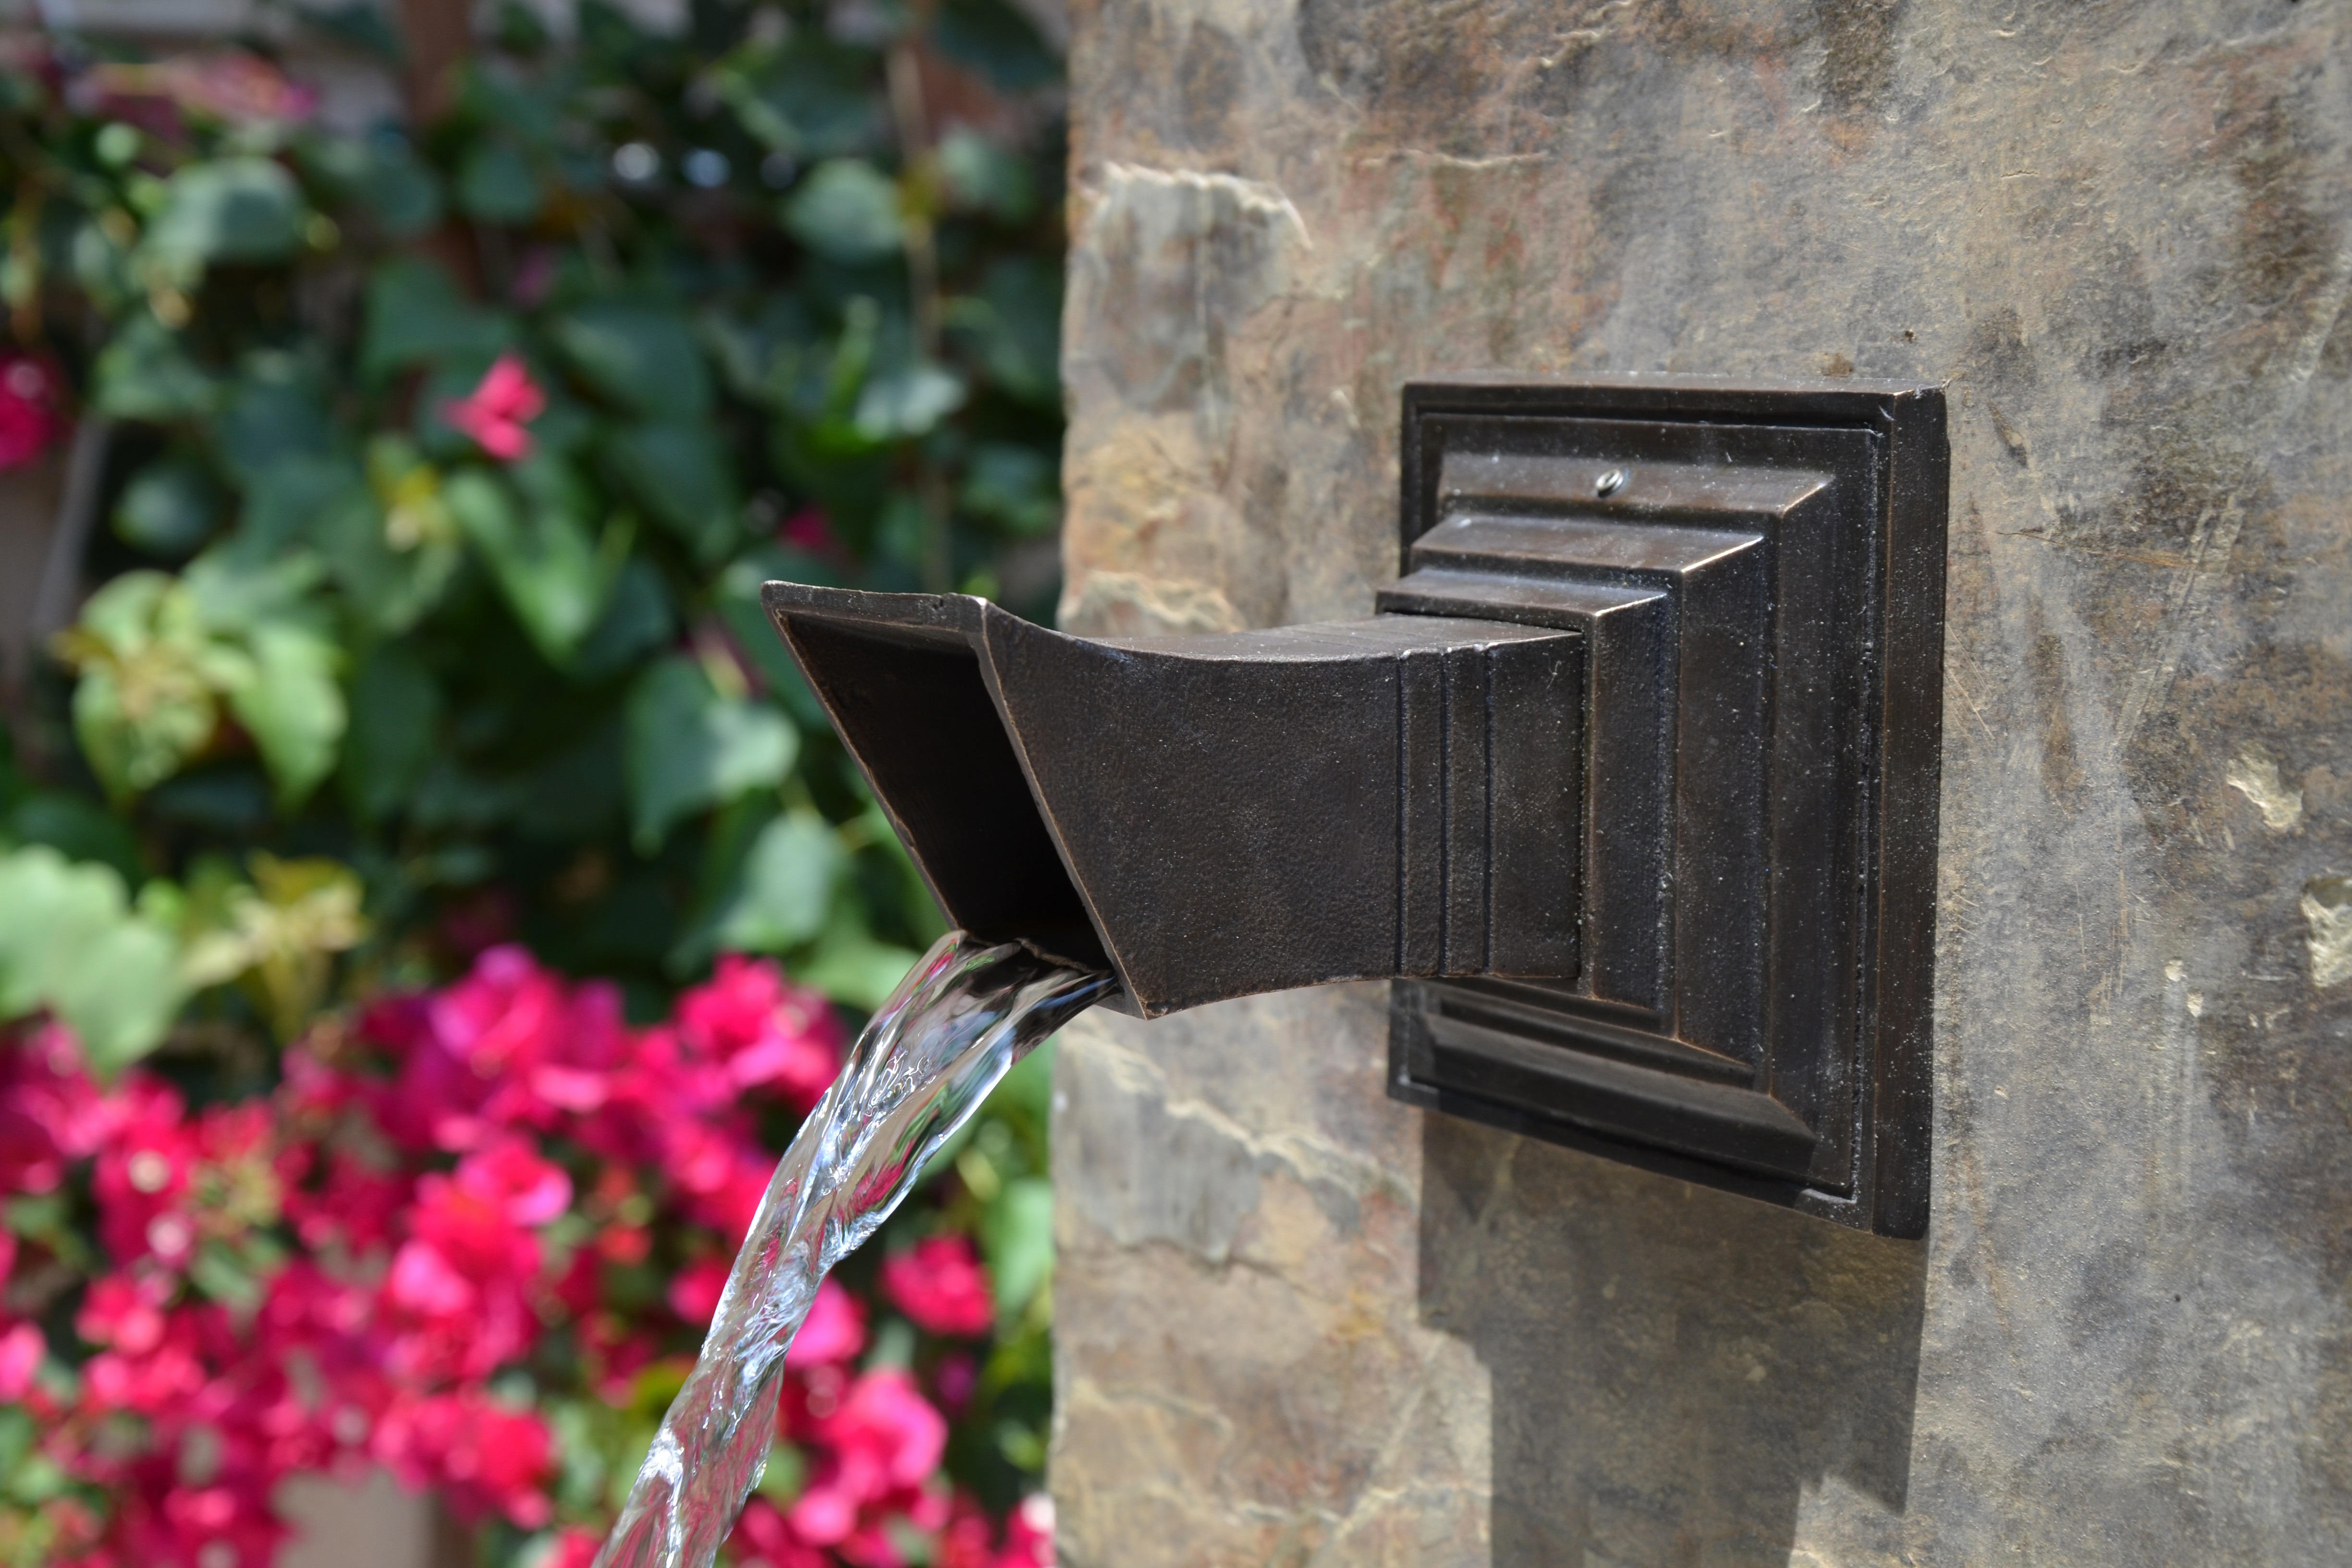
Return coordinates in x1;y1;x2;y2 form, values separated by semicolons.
0;1321;44;1401
453;1137;573;1226
665;1259;730;1326
1000;1492;1055;1568
0;1021;117;1192
443;354;545;461
789;1368;948;1546
675;954;845;1112
0;354;63;471
882;1235;995;1337
733;1497;831;1568
783;1277;866;1368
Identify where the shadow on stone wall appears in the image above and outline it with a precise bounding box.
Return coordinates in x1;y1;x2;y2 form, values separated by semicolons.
1419;1115;1925;1565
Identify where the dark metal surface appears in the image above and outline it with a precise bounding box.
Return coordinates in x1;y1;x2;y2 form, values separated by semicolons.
761;585;1583;1017
759;374;1945;1238
1381;375;1947;1237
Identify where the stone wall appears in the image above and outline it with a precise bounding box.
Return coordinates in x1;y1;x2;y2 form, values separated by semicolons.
1047;0;2352;1562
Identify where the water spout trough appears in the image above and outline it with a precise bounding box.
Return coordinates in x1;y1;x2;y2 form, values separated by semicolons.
764;374;1948;1237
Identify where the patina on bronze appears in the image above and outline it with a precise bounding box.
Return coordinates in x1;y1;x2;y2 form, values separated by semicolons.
763;376;1947;1237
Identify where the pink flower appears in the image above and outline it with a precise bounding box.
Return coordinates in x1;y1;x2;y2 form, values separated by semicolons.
665;1259;730;1326
789;1369;947;1547
784;1278;866;1367
443;354;545;462
453;1137;573;1226
76;1274;170;1355
539;1529;607;1568
675;955;845;1113
0;1021;121;1193
0;1321;44;1400
882;1236;995;1337
0;354;64;471
1000;1493;1055;1568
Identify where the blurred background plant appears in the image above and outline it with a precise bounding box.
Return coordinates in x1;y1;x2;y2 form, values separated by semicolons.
0;0;1072;1559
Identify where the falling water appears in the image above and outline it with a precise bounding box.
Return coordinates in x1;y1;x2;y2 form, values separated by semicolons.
593;931;1113;1568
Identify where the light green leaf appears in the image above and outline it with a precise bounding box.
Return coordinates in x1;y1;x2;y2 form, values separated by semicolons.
142;157;306;275
446;465;625;661
551;304;711;418
222;620;345;808
981;1176;1054;1319
784;159;904;264
52;572;232;800
796;919;921;1012
625;657;798;852
853;361;966;441
716;809;845;952
0;846;187;1072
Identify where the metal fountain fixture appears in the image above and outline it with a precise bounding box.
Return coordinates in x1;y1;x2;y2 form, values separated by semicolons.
763;376;1948;1237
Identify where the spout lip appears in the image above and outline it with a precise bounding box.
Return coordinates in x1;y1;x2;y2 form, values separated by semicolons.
761;579;1147;1004
760;581;997;651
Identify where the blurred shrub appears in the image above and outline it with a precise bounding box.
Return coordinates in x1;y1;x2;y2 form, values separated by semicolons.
0;2;1073;1561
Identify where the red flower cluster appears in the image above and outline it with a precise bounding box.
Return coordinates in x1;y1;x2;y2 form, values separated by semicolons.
0;947;1053;1568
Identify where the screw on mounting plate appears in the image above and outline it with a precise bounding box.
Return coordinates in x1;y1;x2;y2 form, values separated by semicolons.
1594;468;1628;497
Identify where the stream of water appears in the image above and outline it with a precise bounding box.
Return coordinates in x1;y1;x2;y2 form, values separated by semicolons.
592;931;1113;1568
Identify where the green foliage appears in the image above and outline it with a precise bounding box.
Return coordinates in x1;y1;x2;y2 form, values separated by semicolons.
1;0;1073;1535
0;846;185;1073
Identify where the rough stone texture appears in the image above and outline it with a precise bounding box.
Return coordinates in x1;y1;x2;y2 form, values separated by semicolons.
1048;0;2352;1563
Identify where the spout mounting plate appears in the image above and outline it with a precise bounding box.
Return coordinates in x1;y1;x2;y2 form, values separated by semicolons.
1380;375;1945;1238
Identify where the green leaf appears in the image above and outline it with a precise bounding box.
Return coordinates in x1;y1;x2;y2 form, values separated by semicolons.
716;547;842;728
456;138;546;224
142;157;306;274
303;135;443;236
6;791;144;884
223;618;345;808
569;555;676;682
551;303;711;418
936;127;1035;223
234;452;361;554
92;317;219;421
981;1176;1055;1319
113;455;223;558
342;642;441;823
931;0;1058;92
716;32;876;158
960;442;1059;535
0;846;187;1072
796;917;920;1011
215;377;336;488
716;809;845;952
361;257;513;379
625;656;797;852
785;159;905;264
311;484;462;634
446;464;625;661
853;361;966;441
608;421;738;561
54;572;232;800
946;255;1061;405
